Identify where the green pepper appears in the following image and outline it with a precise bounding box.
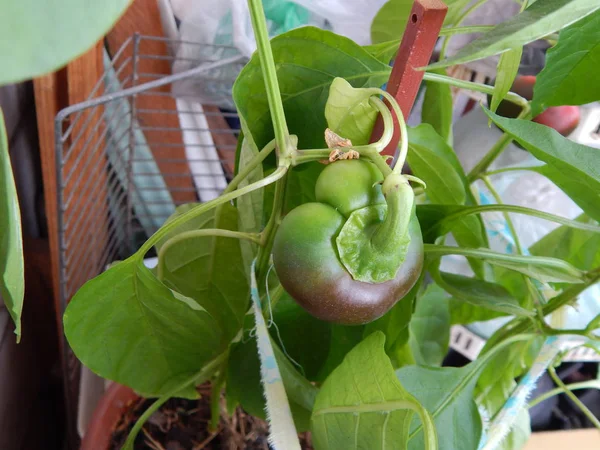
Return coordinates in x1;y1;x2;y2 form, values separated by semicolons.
273;159;424;325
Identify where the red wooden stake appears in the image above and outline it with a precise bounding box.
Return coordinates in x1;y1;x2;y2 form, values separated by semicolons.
370;0;448;158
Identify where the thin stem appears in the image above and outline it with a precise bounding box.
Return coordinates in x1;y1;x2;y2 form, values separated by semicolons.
209;367;226;432
157;229;262;280
256;174;287;278
223;138;277;194
548;365;600;430
467;108;532;182
438;25;494;36
123;352;228;450
484;166;540;178
137;166;288;257
424;244;584;280
539;322;598;340
422;72;529;110
369;96;395;153
377;91;409;172
529;380;600;408
433;204;600;235
247;0;291;158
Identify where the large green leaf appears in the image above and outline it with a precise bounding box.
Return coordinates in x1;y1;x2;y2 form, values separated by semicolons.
398;363;483;450
271;292;331;380
370;0;413;44
530;215;600;271
363;41;400;64
532;165;600;223
364;277;421;362
407;125;487;277
315;324;365;382
64;257;223;397
325;77;378;145
409;284;450;367
157;203;249;341
532;11;600;115
427;0;600;70
226;338;318;432
311;332;436;450
421;70;454;146
0;110;23;341
0;0;132;84
430;264;532;317
233;27;391;150
485;108;600;222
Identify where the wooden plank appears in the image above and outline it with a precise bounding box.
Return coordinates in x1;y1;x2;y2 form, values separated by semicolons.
370;0;448;158
105;0;198;203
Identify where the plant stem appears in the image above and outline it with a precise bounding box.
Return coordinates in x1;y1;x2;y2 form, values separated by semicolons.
223;138;277;194
548;365;600;430
484;166;540;177
422;72;529;110
423;244;584;280
137;166;288;257
256;175;287;279
209;367;226;432
247;0;292;158
156;229;262;280
369;96;395;153
123;352;228;450
467;107;532;182
529;380;600;408
433;204;600;235
377;90;409;172
438;25;494;36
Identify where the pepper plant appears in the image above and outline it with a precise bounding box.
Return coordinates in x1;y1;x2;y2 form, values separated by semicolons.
65;0;600;449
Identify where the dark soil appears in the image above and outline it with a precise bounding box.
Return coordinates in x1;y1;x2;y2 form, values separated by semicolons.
109;384;313;450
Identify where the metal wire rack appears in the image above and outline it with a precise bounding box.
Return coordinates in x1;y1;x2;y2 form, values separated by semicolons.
54;33;246;433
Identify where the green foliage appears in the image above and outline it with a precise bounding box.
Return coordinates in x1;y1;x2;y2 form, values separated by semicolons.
232;27;391;150
422;70;454;146
485;108;600;222
370;0;414;44
157;204;249;342
490;48;523;114
409;284;450;367
427;0;600;70
311;332;437;450
325;78;379;145
0;0;132;83
532;11;600;115
0;111;23;341
64;257;223;398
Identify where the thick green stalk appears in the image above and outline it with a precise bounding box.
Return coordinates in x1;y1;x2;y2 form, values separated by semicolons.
137;166;287;257
247;0;292;158
156;229;262;280
372;175;414;251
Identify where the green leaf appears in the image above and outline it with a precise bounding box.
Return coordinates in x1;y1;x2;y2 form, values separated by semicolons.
476;336;543;423
363;40;400;64
490;48;523;113
64;257;223;397
316;324;365;382
271;291;331;380
532;165;600;222
364;277;421;361
422;70;454;146
233;27;391;150
325;78;378;145
532;11;600;115
0;0;132;83
530;215;600;271
0;110;23;341
407;125;487;277
157;203;249;341
449;299;507;325
370;0;413;44
236;126;264;273
485;108;600;222
427;0;600;70
226;338;318;432
398;363;483;450
409;284;450;367
430;264;533;317
311;332;437;450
